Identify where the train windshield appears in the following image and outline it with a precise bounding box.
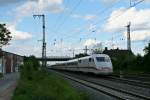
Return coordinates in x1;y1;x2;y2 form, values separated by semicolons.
96;57;110;62
96;57;105;62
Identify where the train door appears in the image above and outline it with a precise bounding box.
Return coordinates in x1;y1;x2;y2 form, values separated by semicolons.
78;59;82;72
88;58;94;67
88;57;95;72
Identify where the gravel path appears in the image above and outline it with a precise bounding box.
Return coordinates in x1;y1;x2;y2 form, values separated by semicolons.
0;73;19;100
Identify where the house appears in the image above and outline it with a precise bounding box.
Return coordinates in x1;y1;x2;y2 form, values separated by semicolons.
0;49;23;74
103;47;134;58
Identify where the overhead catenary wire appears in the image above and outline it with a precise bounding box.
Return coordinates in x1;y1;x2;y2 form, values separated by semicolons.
94;0;145;26
51;0;129;50
52;0;69;32
79;0;145;42
130;0;145;7
51;0;146;54
50;0;122;44
54;0;82;34
57;0;122;40
50;0;123;54
89;0;146;47
49;0;82;47
58;0;121;38
58;0;145;41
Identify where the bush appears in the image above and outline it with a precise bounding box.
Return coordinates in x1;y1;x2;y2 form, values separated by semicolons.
112;42;150;73
13;70;87;100
20;56;40;80
13;56;87;100
112;53;135;71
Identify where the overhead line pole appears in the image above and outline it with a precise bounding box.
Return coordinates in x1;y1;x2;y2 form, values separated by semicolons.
126;22;131;51
33;14;46;67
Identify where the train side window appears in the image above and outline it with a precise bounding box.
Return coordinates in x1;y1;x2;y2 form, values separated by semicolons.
92;58;94;62
89;58;91;62
78;60;81;63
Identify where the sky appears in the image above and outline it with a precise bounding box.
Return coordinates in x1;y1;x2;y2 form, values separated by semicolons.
0;0;150;57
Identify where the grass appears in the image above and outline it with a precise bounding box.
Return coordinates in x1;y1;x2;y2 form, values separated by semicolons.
12;70;88;100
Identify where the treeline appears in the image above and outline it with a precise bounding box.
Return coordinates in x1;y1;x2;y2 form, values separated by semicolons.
75;53;89;58
112;43;150;72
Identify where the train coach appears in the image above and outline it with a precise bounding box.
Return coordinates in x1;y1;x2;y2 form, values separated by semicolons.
50;54;113;75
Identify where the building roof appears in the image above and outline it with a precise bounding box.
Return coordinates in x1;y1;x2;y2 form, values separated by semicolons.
103;47;134;57
0;49;23;57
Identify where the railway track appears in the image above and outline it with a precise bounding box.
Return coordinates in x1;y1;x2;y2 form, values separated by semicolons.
124;76;150;83
50;69;150;100
106;76;150;89
57;70;150;89
112;73;150;83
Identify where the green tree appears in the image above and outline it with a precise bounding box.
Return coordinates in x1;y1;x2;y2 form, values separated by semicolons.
143;43;150;71
135;54;143;66
144;43;150;55
75;53;88;58
0;24;12;48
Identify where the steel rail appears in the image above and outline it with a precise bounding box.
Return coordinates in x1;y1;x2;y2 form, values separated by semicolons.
106;76;150;89
65;72;150;100
50;70;149;100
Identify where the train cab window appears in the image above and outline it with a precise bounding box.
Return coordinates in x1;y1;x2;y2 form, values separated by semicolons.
105;57;110;62
96;57;105;62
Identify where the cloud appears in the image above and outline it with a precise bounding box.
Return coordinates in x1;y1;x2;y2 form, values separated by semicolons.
103;7;150;41
9;0;64;39
72;14;97;21
101;0;118;5
144;0;150;3
88;0;96;2
72;14;81;19
124;30;150;41
134;0;150;4
83;39;100;47
0;0;25;6
7;23;32;40
3;44;41;57
14;0;64;19
88;0;119;4
84;14;98;20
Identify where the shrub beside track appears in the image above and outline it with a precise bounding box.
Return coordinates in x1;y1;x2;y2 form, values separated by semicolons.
12;56;87;100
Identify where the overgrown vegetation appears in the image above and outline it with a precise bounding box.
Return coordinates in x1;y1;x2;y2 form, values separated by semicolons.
0;24;12;48
0;23;12;76
112;43;150;73
12;56;87;100
75;53;89;58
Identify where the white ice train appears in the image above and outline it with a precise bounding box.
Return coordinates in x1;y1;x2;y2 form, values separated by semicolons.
50;54;113;74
